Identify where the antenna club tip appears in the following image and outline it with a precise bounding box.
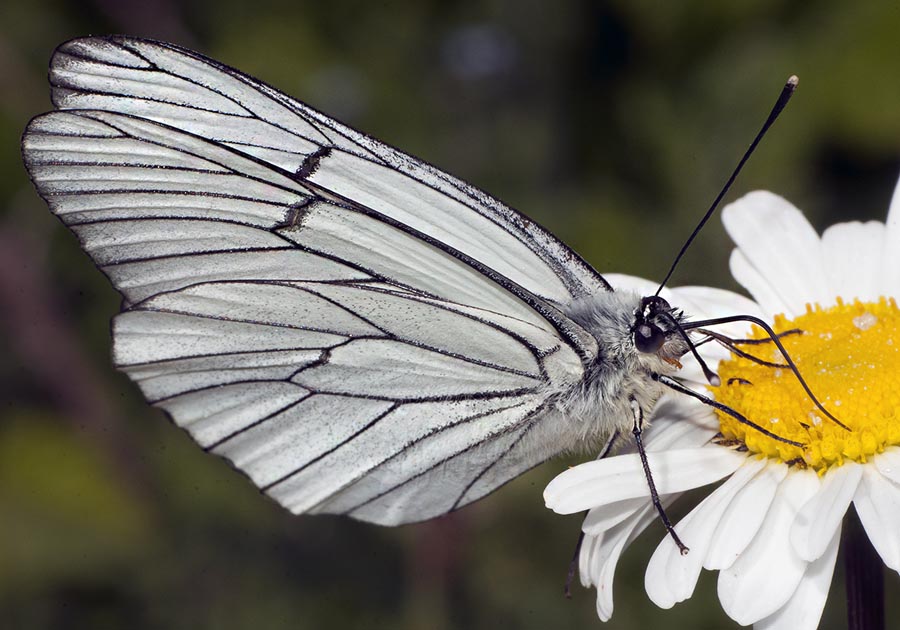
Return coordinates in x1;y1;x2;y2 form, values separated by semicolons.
787;75;799;88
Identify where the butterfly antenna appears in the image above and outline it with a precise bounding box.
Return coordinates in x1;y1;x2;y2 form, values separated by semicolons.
654;75;799;296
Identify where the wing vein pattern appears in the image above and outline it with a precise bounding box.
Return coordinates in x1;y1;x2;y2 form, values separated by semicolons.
22;36;608;524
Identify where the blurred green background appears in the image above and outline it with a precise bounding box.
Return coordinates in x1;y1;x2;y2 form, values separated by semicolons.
2;1;900;628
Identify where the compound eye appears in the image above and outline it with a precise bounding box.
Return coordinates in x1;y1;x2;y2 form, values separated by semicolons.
634;323;665;353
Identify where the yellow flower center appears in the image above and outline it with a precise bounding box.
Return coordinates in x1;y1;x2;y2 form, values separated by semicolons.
712;297;900;471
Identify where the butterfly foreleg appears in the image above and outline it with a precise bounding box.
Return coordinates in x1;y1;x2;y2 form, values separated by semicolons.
629;394;689;555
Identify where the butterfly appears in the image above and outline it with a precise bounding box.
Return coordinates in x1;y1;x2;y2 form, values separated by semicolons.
22;36;757;530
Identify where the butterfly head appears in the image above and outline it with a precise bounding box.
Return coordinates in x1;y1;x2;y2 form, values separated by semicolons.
631;296;689;363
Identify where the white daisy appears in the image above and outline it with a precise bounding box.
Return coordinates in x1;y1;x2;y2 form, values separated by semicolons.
545;176;900;629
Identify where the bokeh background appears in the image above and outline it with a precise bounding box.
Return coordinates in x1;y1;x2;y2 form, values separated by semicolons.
2;1;900;628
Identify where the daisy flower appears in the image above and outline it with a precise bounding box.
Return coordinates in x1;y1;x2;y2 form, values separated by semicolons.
545;176;900;628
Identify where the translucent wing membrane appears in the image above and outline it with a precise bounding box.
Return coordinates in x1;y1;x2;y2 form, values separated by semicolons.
22;36;606;524
49;36;609;304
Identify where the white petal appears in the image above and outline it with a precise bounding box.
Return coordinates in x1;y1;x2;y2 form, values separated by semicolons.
717;468;820;625
643;400;719;451
645;456;767;609
821;221;885;302
604;273;668;298
705;461;788;570
581;503;658;621
579;532;605;589
723;192;829;315
545;447;744;514
852;465;900;571
579;533;602;588
582;498;648;534
730;248;793;317
670;285;765;325
678;355;723;385
791;462;861;561
754;523;840;630
882;173;900;295
874;447;900;485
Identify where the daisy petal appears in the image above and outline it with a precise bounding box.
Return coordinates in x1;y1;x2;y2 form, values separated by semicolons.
791;462;862;562
581;504;658;621
882;174;900;294
579;533;603;588
644;456;767;609
544;448;744;514
874;447;900;485
729;248;793;317
679;355;727;385
852;466;900;571
717;468;820;625
755;524;840;630
604;274;677;302
670;285;765;325
821;221;884;302
582;498;648;534
643;400;718;450
723;192;829;315
705;461;788;570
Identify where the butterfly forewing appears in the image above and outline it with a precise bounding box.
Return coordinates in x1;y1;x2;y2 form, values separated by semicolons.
22;35;610;524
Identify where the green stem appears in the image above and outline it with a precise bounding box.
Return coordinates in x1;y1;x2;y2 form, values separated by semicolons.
844;507;884;630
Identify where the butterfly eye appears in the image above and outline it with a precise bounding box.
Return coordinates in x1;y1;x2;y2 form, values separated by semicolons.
634;323;666;353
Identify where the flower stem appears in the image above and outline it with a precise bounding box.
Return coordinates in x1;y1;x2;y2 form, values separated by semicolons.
844;507;884;630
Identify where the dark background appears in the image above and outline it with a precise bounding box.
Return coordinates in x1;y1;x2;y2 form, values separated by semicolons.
2;1;900;628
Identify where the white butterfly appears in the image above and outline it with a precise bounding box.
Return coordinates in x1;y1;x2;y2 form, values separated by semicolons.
22;36;694;527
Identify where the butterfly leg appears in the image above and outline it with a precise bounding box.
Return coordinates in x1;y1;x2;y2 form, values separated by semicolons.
564;530;586;598
630;395;689;555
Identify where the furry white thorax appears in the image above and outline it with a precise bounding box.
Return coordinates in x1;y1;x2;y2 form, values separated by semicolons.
549;290;688;454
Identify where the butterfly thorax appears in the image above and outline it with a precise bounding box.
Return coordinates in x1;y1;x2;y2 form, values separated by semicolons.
556;292;691;450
